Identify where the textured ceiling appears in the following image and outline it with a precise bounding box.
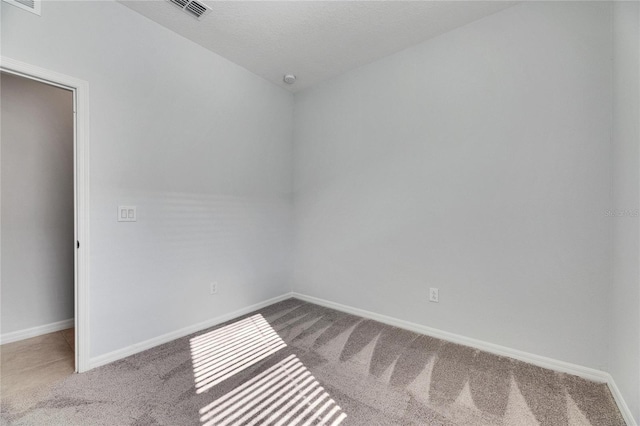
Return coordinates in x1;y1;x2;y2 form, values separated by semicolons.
120;1;517;92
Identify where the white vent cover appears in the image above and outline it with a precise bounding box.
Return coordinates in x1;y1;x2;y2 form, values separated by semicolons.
168;0;211;20
2;0;41;15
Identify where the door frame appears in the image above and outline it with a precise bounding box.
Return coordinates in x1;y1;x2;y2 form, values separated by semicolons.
1;57;90;372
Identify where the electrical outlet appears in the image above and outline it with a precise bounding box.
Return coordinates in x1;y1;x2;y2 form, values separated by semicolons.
210;283;218;295
429;288;439;303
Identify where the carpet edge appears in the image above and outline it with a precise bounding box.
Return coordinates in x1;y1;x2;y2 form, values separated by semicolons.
88;293;294;370
290;292;636;426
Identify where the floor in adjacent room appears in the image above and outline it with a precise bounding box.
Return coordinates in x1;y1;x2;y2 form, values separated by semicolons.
0;328;75;418
0;302;625;425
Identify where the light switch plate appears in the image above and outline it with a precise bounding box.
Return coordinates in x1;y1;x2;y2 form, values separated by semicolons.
118;206;137;222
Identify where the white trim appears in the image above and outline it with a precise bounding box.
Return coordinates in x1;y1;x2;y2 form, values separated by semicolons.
291;292;636;424
86;290;636;423
292;292;609;381
607;373;639;426
0;57;91;373
0;319;74;345
89;293;293;369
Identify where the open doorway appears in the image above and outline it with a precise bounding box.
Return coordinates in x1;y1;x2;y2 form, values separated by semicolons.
0;58;90;407
0;71;76;401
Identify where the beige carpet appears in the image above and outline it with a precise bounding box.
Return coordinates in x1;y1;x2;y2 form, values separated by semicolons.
0;298;626;425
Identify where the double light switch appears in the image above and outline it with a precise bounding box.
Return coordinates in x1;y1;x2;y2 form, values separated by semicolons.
118;206;137;222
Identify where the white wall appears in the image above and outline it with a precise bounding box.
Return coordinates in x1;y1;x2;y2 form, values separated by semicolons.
293;2;613;370
611;2;640;422
3;4;636;414
1;73;74;334
1;0;294;358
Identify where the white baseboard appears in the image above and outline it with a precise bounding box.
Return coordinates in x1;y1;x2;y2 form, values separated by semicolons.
291;292;637;425
88;293;293;370
0;318;75;345
292;292;608;381
606;373;638;426
86;291;637;425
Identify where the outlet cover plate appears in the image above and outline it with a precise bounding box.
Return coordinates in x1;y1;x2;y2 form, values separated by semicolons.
429;288;439;303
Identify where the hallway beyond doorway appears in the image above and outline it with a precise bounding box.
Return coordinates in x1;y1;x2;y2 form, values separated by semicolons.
0;329;75;413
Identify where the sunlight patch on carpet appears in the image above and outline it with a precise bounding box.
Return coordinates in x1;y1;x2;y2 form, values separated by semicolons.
190;314;287;394
199;354;347;426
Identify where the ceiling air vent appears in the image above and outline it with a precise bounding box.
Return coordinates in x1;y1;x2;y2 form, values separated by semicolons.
168;0;211;20
2;0;41;16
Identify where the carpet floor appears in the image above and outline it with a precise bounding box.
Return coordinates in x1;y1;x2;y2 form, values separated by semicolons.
0;298;626;425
